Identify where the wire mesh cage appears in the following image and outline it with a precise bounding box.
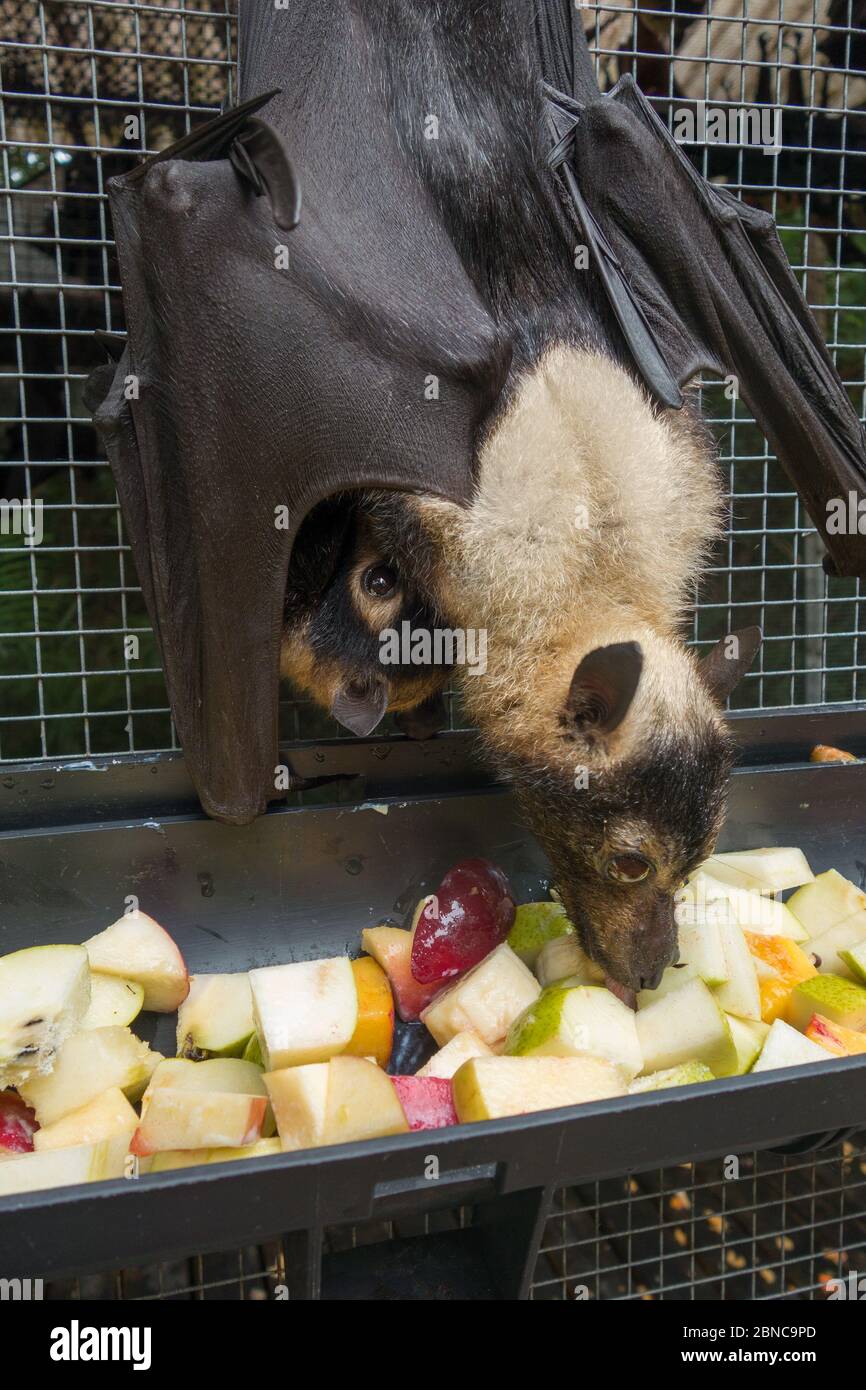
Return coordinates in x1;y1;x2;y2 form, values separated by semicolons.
1;0;865;766
2;1;866;1303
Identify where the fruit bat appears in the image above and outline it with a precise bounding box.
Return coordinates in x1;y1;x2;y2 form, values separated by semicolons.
86;0;866;826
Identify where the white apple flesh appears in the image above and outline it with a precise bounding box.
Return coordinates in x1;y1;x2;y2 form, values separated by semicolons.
84;910;189;1012
176;972;255;1059
19;1025;162;1126
0;944;91;1086
81;973;144;1029
131;1088;269;1155
249;956;358;1068
33;1086;138;1152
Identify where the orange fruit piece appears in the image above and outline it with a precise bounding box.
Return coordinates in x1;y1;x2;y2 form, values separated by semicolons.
344;957;395;1068
744;933;817;1023
805;1013;866;1057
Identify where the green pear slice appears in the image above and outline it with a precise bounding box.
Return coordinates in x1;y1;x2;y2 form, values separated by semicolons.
726;1014;769;1073
505;985;642;1081
452;1055;625;1122
787;974;866;1033
752;1019;833;1072
507;902;573;968
681;873;807;941
249;956;358;1069
788;869;866;938
19;1025;162;1126
628;1061;715;1093
840;940;866;985
696;847;814;895
676;918;729;987
0;944;90;1086
82;973;144;1029
33;1086;138;1151
712;918;761;1021
809;916;866;977
535;934;604;988
635;978;739;1077
176;973;255;1059
0;1135;131;1196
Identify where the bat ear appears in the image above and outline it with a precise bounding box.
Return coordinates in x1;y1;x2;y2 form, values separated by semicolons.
229;117;302;231
699;627;762;703
331;676;389;737
564;642;643;738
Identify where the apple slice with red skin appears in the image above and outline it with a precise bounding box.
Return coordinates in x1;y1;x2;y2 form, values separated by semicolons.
0;1092;38;1155
391;1076;458;1131
360;926;440;1022
410;859;516;985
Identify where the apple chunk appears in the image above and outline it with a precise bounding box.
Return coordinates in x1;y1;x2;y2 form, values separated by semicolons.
0;1091;38;1155
249;956;358;1069
360;926;440;1021
82;973;144;1030
149;1138;282;1172
176;973;255;1059
421;943;540;1047
0;944;90;1086
84;910;189;1012
130;1088;268;1155
788;869;866;938
805;1014;866;1057
391;1076;458;1131
452;1055;624;1122
752;1019;833;1072
417;1031;493;1080
635;978;739;1077
265;1063;329;1151
34;1086;138;1152
0;1135;131;1196
19;1026;162;1126
323;1057;409;1145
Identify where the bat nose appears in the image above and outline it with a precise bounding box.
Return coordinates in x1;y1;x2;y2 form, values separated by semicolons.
639;967;664;992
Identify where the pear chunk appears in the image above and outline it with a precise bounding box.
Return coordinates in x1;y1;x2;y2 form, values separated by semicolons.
0;944;90;1086
452;1055;624;1122
809;917;866;978
82;973;144;1030
788;869;866;938
535;934;604;988
507;902;573;968
19;1026;162;1126
696;847;813;895
752;1019;833;1072
505;985;642;1081
421;943;540;1046
787;974;866;1033
629;1061;715;1093
635;978;739;1077
417;1031;494;1080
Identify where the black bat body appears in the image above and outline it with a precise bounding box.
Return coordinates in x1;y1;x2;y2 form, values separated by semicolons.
87;0;866;826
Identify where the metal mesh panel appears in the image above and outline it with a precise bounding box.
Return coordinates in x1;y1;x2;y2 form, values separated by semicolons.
1;0;865;763
532;1132;866;1300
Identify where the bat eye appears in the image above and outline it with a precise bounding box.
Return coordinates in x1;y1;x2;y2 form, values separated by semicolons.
606;853;653;884
363;564;398;599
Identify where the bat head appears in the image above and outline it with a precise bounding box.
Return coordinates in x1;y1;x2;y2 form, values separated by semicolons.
280;498;449;736
507;628;761;994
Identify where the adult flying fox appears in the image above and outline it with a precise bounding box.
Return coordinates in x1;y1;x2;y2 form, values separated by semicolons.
87;1;866;993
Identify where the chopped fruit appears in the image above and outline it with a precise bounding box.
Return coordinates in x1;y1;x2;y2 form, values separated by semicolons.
0;944;90;1086
19;1026;162;1126
726;1015;770;1073
504;985;642;1081
249;956;358;1069
84;910;189;1012
840;941;866;984
130;1089;268;1155
635;979;739;1078
808;918;866;977
410;859;515;985
744;933;817;1023
143;1057;268;1100
810;744;858;763
391;1076;458;1131
344;957;394;1068
805;1014;866;1057
148;1138;282;1172
0;1136;131;1196
360;926;440;1022
787;975;866;1033
265;1064;329;1151
752;1019;833;1072
176;973;255;1059
82;974;144;1030
637;964;700;1008
676;917;729;988
420;943;540;1047
535;934;604;989
713;918;761;1021
696;847;814;895
628;1062;715;1093
0;1091;38;1155
788;870;866;938
243;1033;264;1066
452;1055;624;1122
416;1031;494;1080
679;873;807;941
507;901;573;968
322;1057;409;1146
33;1087;137;1152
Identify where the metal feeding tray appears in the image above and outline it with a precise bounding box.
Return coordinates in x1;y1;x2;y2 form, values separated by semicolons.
0;708;865;1298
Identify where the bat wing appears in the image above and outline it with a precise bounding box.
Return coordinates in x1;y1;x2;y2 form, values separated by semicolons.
547;71;866;579
87;2;510;825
